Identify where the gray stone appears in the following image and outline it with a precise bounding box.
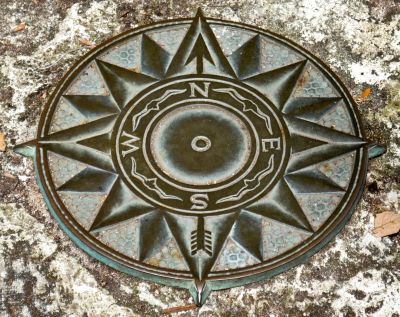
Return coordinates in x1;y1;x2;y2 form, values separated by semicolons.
0;0;398;316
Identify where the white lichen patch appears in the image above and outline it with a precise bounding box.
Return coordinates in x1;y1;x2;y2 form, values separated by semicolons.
332;269;400;316
0;0;122;136
0;204;138;316
208;0;399;87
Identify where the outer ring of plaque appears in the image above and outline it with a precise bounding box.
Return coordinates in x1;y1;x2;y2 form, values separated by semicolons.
28;17;368;304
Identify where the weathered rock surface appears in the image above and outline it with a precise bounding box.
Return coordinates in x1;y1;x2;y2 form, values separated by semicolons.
0;0;399;316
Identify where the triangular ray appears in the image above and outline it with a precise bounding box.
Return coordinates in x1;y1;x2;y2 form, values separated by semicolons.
290;132;327;154
282;97;342;121
262;218;312;260
185;35;214;74
244;60;307;110
44;115;116;142
231;211;263;261
285;116;365;173
57;166;117;193
141;34;171;79
165;10;236;78
138;210;171;261
96;59;157;108
245;179;313;232
285;115;365;148
285;169;346;193
204;213;240;276
228;35;261;79
77;132;112;155
89;179;155;231
62;95;120;121
43;143;114;172
212;237;260;271
164;214;199;276
287;143;362;174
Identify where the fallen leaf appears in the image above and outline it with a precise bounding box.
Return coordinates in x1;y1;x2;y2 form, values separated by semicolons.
373;211;400;237
0;132;6;151
355;87;372;104
13;22;26;32
3;172;16;179
120;9;131;17
361;87;372;98
79;38;94;47
162;303;197;315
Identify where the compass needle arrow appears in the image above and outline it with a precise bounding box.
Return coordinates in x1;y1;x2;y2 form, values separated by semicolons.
185;35;214;74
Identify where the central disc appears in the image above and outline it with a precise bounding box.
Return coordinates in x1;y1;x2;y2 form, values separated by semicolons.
150;104;252;186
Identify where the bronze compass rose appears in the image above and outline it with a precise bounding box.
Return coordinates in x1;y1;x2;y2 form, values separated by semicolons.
15;9;384;305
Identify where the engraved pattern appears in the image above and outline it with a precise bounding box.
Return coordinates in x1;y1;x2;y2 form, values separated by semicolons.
144;238;188;270
212;237;259;271
131;89;187;131
99;38;141;70
130;157;182;201
262;219;312;260
67;62;108;95
49;98;87;133
96;219;139;259
318;152;355;189
148;27;189;54
213;87;272;134
58;192;106;230
293;64;338;98
48;151;88;188
296;193;344;230
319;101;354;134
260;38;303;72
211;25;255;55
217;155;275;203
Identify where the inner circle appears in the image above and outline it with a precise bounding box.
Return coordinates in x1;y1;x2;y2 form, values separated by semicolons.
191;136;211;152
149;104;252;186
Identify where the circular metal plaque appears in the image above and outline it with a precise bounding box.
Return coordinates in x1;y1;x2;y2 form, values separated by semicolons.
18;10;370;304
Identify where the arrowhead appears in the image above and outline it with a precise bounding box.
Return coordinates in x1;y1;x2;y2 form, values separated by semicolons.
165;12;236;78
185;35;214;73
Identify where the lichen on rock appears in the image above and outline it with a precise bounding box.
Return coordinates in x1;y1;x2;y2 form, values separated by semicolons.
0;0;398;316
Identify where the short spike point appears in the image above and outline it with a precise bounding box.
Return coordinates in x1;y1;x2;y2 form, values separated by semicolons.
189;279;211;306
195;7;205;17
229;35;261;79
368;143;386;160
13;140;37;157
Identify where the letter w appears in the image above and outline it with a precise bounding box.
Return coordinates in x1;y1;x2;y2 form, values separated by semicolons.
121;131;140;157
